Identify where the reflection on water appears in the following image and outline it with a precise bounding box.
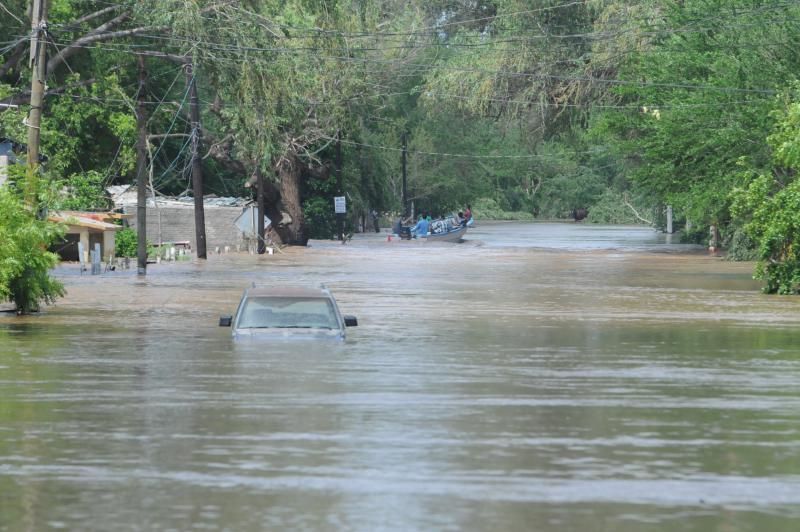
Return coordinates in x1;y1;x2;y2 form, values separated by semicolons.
2;222;800;530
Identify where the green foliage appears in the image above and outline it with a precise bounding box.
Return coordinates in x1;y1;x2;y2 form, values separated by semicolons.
736;171;800;293
114;228;139;258
0;170;65;314
733;95;800;293
472;197;534;221
586;190;648;225
54;170;111;211
4;0;800;278
723;226;759;262
593;0;799;232
303;197;337;239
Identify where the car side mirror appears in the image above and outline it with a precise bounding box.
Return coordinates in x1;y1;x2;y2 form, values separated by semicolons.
344;315;358;327
219;315;233;327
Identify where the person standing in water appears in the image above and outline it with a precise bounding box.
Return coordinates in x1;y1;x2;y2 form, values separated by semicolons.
371;209;380;233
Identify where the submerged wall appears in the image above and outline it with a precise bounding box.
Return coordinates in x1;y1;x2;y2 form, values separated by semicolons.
124;204;248;251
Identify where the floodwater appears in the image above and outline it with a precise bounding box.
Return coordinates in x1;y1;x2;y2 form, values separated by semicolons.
2;222;800;531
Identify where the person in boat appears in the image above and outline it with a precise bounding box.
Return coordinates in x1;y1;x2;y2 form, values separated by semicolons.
411;213;430;238
430;219;447;234
457;212;466;227
464;205;472;222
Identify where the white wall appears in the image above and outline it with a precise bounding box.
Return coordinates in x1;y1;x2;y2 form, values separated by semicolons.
0;155;8;187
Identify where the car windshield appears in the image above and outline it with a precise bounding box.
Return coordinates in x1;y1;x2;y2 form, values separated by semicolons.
237;296;339;329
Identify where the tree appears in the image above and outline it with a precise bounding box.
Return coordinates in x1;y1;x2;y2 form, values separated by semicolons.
733;92;800;294
0;169;65;314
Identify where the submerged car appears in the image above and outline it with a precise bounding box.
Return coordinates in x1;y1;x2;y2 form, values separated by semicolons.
219;284;357;340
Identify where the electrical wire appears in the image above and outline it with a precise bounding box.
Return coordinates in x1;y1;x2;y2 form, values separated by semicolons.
38;37;791;95
320;135;608;159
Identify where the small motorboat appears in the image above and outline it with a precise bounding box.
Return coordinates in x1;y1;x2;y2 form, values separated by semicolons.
417;216;472;242
419;220;467;242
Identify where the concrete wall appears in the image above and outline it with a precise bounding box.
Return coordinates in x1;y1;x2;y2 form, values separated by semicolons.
0;155;8;187
125;205;248;251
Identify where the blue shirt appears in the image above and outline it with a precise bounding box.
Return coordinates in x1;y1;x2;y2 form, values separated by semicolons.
412;218;429;236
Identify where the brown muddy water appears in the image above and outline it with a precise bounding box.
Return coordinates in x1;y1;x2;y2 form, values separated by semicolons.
1;222;800;531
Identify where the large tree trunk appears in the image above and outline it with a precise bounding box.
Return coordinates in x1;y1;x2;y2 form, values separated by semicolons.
275;154;307;246
257;178;288;248
198;128;287;247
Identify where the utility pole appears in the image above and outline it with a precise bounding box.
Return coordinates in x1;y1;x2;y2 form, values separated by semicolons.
26;0;49;169
335;132;344;241
256;166;266;254
401;132;408;218
135;56;148;275
187;64;207;259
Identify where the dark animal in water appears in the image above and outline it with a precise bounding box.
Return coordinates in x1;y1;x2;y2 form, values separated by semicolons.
571;208;588;221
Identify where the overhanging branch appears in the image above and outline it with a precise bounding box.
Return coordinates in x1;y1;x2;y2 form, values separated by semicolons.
48;21;170;73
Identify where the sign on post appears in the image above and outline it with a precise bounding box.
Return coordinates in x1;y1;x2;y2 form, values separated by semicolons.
334;196;346;214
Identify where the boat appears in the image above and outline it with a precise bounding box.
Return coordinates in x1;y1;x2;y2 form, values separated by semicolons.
396;215;473;243
422;223;467;242
420;216;472;242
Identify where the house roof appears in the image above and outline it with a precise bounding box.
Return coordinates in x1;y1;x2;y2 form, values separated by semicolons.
49;211;122;231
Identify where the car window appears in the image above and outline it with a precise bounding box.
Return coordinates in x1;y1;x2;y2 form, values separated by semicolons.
237;297;339;329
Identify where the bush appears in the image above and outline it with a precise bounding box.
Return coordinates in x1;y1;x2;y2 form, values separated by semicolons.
472;197;534;221
303;196;337;239
0;177;65;314
738;175;800;293
303;197;336;239
114;227;138;258
679;224;708;245
586;189;651;225
732;95;800;293
723;226;759;262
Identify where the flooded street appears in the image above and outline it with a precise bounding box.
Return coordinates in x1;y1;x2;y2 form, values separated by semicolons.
2;222;800;530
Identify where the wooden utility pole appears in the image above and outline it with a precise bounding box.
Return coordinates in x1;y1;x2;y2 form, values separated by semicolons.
401;132;408;217
335;133;344;241
135;56;148;275
187;64;207;259
26;0;49;167
256;166;266;254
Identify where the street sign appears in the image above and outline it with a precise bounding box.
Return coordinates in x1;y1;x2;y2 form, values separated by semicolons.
334;196;346;214
234;206;271;237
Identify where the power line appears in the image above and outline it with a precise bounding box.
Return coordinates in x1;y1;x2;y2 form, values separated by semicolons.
220;0;800;40
40;36;790;95
38;0;800;60
48;9;800;53
31;83;777;114
321;135;608;159
147;73;193;177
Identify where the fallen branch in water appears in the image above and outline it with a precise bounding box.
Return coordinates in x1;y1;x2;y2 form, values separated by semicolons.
623;195;653;225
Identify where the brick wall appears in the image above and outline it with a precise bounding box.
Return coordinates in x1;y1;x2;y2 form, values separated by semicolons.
125;204;249;251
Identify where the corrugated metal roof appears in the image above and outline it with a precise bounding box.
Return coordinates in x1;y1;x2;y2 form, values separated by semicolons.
49;211;122;231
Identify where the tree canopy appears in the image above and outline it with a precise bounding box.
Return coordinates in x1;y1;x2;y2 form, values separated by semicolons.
3;0;800;291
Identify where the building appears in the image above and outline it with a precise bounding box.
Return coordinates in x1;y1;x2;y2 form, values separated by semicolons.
0;137;47;186
0;140;119;262
48;211;122;263
108;185;258;251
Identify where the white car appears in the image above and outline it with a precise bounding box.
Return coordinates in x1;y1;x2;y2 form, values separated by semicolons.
219;285;357;340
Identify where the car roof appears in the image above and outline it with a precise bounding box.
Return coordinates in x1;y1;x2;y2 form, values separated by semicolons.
245;285;332;299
